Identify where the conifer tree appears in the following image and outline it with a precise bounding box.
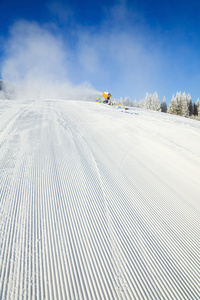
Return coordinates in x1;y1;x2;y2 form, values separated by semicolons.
176;92;182;115
187;93;193;116
161;97;167;112
124;96;130;106
193;103;198;116
197;99;200;116
181;92;189;117
168;92;189;117
143;92;161;111
152;91;161;111
168;94;178;114
143;93;152;110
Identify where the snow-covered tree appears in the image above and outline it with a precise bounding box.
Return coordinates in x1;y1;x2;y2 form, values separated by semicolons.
152;92;161;111
161;97;167;113
187;93;193;116
129;99;140;107
197;99;200;116
176;92;182;115
0;91;4;100
123;96;130;106
168;94;177;114
143;93;152;110
181;92;189;117
0;80;13;100
193;103;198;116
142;91;160;111
168;92;189;117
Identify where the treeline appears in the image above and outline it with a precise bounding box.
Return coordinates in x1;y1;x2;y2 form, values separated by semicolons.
113;91;200;118
0;80;14;99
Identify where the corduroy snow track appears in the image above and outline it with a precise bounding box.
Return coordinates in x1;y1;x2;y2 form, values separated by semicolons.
0;99;199;300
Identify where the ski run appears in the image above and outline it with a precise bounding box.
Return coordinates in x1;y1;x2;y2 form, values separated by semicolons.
0;99;199;300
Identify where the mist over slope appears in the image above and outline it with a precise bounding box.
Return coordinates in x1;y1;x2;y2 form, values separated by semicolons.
0;99;199;299
1;21;101;100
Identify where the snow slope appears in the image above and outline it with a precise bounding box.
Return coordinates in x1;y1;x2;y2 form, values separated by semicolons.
0;99;199;300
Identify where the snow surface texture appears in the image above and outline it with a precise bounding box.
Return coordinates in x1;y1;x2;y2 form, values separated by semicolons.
0;99;199;300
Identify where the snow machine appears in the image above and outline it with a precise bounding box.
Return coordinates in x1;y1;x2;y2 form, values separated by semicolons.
102;91;113;105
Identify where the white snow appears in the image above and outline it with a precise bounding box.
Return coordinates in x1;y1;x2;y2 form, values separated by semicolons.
0;99;199;300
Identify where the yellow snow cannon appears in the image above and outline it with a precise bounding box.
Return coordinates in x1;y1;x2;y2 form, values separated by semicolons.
102;91;112;100
102;91;113;105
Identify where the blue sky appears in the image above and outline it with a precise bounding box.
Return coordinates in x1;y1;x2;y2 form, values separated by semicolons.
0;0;200;103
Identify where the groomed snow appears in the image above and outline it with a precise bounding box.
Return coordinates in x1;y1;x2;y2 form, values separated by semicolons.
0;99;199;300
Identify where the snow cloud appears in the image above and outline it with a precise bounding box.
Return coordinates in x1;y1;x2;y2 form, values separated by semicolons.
2;20;101;100
1;1;164;101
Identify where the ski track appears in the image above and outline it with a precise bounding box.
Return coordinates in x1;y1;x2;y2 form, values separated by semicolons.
0;99;199;300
